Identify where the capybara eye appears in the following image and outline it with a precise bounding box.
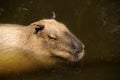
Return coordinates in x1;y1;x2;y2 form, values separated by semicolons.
48;35;57;40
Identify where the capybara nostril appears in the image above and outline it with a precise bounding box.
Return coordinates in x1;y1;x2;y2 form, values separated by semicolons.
74;50;80;54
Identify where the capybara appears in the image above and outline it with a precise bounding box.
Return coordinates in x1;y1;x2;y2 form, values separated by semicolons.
0;18;85;74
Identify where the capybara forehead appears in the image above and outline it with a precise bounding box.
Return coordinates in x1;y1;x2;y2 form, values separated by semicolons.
35;19;69;33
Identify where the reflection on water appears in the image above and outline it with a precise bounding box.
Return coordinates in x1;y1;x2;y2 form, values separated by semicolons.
0;0;120;80
1;64;120;80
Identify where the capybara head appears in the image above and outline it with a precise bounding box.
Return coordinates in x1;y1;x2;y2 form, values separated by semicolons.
29;19;85;62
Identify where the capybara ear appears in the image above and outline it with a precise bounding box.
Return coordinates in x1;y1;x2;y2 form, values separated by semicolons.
34;25;44;34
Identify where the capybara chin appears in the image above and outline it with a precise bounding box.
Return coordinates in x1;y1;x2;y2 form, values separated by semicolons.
0;19;85;74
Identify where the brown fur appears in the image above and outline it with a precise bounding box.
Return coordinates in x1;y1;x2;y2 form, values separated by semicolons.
0;19;84;74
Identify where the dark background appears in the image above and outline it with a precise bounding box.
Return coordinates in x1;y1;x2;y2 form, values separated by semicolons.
0;0;120;80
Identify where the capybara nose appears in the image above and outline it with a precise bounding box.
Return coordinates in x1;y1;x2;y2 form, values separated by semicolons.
73;43;85;55
73;50;80;54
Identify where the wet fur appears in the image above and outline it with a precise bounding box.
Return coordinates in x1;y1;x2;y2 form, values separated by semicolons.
0;19;84;74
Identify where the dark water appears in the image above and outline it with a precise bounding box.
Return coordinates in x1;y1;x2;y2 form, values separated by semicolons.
0;0;120;80
1;64;120;80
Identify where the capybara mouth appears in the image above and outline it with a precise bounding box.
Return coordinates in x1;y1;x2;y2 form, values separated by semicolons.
52;49;85;63
69;50;85;62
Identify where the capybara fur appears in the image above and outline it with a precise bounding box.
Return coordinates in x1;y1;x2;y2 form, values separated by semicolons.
0;19;84;74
